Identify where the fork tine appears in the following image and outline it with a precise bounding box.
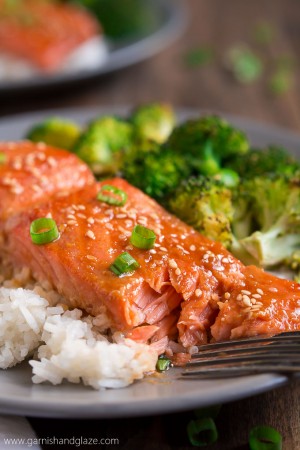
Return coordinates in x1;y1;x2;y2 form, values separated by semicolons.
187;353;300;368
180;364;300;379
181;332;300;379
192;332;300;353
191;344;300;360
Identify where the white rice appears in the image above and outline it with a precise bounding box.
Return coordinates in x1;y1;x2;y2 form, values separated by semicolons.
0;36;108;82
0;274;157;388
30;309;157;389
0;287;62;369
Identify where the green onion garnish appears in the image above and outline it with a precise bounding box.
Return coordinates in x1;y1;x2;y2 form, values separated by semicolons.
187;418;218;447
249;425;282;450
30;218;59;245
97;185;127;206
156;355;172;372
0;152;6;165
130;225;156;250
110;252;139;276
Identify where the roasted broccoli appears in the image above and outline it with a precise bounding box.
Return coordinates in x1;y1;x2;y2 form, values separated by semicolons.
122;141;190;200
285;251;300;283
239;174;300;267
73;117;133;175
26;117;81;151
167;116;249;176
130;103;176;143
167;176;235;248
224;145;300;178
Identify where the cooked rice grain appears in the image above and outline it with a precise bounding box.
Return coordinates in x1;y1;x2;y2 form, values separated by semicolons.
30;309;157;389
0;287;62;369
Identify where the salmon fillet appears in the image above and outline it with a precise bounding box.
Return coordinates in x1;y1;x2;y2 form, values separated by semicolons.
0;0;100;70
5;177;246;348
0;141;95;222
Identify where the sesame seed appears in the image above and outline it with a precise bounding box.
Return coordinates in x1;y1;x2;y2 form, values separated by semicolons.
160;247;168;252
241;290;251;295
67;214;76;220
149;249;156;254
125;245;133;251
237;294;243;301
190;245;196;251
169;259;178;269
77;205;86;210
118;226;131;236
252;294;261;299
77;213;87;219
67;220;77;225
195;289;202;297
242;295;251;307
87;217;95;224
224;292;230;299
269;287;278;293
175;268;181;276
211;293;219;301
85;230;96;240
105;223;114;230
116;214;127;219
256;288;264;295
47;157;57;168
222;258;229;263
86;255;97;261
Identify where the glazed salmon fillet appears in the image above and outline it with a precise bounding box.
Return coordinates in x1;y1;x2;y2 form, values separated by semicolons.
211;265;300;341
5;178;246;348
0;0;100;70
0;141;95;222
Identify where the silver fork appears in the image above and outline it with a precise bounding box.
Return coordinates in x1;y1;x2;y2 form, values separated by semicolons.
181;332;300;379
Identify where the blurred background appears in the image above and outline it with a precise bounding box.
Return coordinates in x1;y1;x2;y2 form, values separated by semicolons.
0;0;299;131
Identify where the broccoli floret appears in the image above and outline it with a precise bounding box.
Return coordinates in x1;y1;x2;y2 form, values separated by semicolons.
26;117;81;151
167;116;249;176
130;103;176;143
224;145;300;178
285;251;300;282
167;176;235;248
122;141;190;200
73;117;133;175
239;174;300;267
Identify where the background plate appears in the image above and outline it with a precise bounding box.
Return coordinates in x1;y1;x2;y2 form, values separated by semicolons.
0;106;299;418
0;0;187;96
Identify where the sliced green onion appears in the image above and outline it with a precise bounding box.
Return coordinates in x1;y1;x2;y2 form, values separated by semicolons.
30;218;59;245
110;252;139;276
0;152;6;165
97;185;127;206
130;225;156;250
187;418;218;447
249;425;282;450
156;355;172;372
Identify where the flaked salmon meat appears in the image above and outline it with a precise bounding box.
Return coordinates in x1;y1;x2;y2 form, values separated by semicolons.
2;142;300;352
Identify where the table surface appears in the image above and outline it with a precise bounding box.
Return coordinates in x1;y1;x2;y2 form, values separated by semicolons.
2;0;300;448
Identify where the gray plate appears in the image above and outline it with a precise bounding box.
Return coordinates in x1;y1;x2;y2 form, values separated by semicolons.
0;0;187;96
0;106;299;419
